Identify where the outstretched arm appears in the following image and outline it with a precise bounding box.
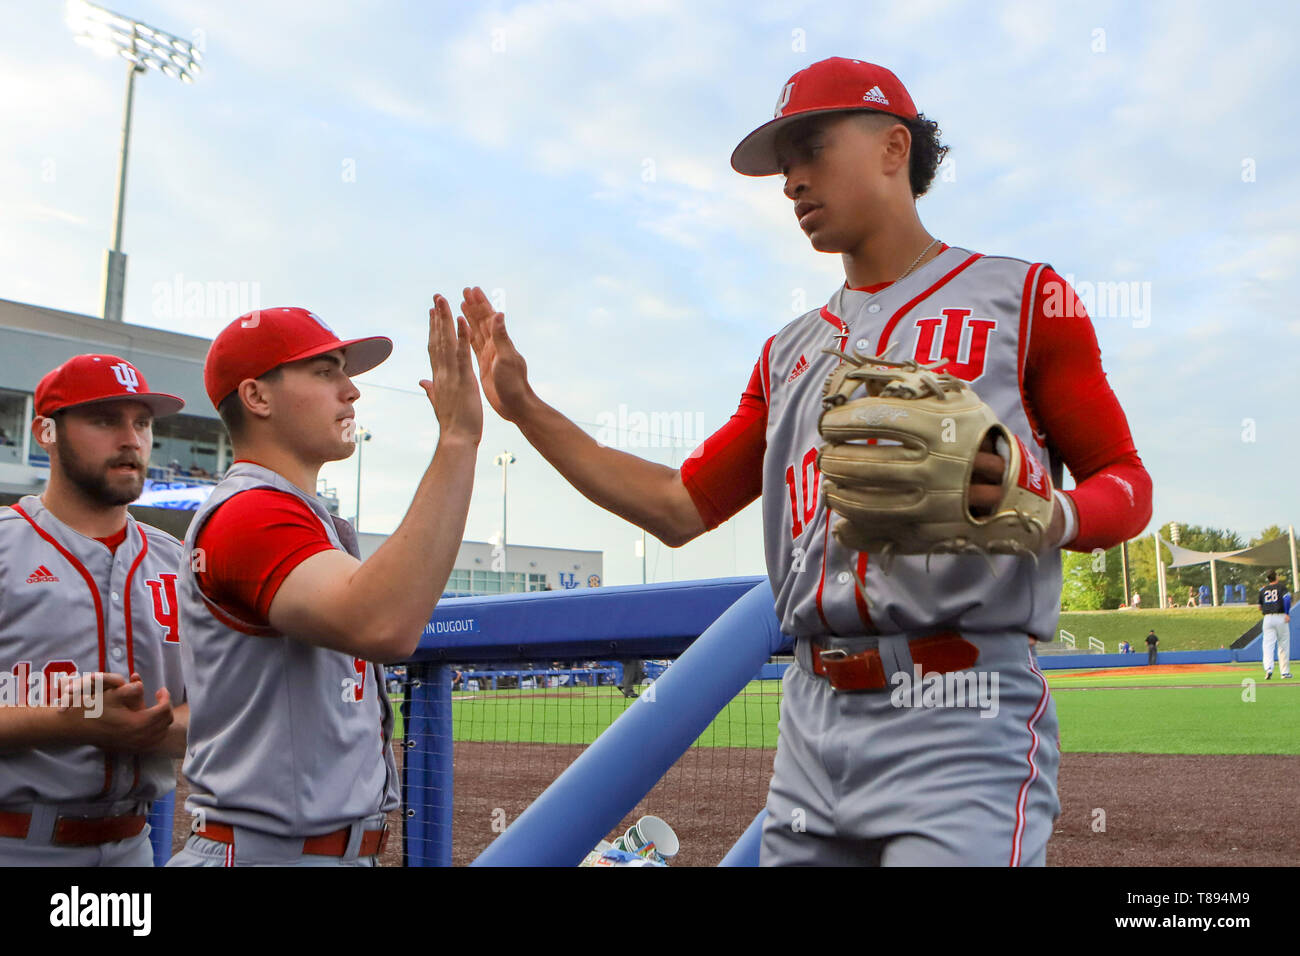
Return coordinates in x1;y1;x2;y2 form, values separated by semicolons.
266;295;483;661
462;286;707;547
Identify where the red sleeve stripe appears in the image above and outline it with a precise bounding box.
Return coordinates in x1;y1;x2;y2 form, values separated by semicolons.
1018;263;1047;446
877;253;983;354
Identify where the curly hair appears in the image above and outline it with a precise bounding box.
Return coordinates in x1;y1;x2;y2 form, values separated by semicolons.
900;113;949;199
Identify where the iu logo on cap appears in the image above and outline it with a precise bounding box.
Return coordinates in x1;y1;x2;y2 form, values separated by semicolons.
774;81;795;117
110;362;140;393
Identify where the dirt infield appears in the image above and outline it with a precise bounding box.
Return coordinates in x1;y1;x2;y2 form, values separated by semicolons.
1057;664;1244;679
169;747;1299;866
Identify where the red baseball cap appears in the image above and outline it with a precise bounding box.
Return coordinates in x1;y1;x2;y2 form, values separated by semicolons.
204;307;393;408
35;354;185;418
731;57;919;176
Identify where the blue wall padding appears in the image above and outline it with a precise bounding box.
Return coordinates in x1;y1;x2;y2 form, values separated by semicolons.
403;662;454;866
417;576;769;662
472;582;785;866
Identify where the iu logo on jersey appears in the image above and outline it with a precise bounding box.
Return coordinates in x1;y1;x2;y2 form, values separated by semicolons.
146;573;180;643
110;362;140;393
912;308;998;382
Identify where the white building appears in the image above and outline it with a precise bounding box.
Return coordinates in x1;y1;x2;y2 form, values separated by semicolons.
357;534;603;595
2;297;602;590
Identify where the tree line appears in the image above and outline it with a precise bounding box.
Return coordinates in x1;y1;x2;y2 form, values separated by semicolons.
1061;524;1290;611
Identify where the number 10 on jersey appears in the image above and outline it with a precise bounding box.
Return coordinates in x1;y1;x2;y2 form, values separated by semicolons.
784;446;819;539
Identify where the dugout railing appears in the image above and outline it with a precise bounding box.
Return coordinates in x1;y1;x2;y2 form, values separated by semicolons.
403;576;787;866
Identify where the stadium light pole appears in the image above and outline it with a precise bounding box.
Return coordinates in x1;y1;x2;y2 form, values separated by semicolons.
353;427;371;530
65;0;201;323
494;451;516;589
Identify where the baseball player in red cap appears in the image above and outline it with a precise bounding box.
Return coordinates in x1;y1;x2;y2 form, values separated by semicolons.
0;355;188;865
168;300;480;866
466;57;1153;864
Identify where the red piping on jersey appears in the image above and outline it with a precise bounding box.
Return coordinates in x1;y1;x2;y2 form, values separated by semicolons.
12;503;113;798
813;308;850;634
122;525;148;794
876;253;983;355
852;552;873;630
1017;264;1047;448
759;335;776;405
814;516;833;633
1011;646;1052;866
818;305;848;340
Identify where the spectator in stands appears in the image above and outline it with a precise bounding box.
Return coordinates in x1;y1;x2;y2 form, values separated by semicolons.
1131;591;1141;610
1186;586;1197;607
1145;629;1159;665
0;427;12;446
1119;639;1132;654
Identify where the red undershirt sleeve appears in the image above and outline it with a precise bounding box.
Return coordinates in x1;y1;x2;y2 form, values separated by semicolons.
1024;268;1154;552
678;346;770;530
195;489;338;627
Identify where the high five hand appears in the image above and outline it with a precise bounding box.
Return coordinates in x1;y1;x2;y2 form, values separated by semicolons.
462;286;533;423
419;294;483;444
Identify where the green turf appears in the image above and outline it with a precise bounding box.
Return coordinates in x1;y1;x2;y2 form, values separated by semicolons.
427;662;1296;757
1051;678;1298;754
1057;607;1259;652
451;682;782;749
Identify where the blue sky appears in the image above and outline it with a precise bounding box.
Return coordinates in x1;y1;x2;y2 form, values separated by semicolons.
3;0;1297;584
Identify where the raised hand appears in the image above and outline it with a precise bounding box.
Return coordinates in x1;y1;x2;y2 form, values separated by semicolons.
461;286;533;423
419;294;483;445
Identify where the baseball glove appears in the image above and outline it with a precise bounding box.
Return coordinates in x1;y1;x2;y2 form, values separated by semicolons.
817;350;1055;572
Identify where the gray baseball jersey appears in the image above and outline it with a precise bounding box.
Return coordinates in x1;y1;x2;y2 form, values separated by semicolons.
762;247;1062;640
755;247;1063;865
176;462;398;839
0;496;185;806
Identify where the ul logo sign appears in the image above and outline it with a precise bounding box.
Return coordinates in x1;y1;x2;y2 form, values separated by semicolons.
912;309;998;382
110;362;140;393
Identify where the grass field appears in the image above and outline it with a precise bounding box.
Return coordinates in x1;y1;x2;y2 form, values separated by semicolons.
431;660;1298;756
1057;606;1259;652
1050;662;1297;754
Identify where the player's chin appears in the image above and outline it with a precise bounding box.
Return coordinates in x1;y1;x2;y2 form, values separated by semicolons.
805;226;850;254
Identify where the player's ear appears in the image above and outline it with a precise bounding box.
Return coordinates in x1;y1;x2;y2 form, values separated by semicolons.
879;121;912;177
237;377;275;424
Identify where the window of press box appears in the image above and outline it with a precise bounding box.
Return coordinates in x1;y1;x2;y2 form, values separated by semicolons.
149;414;225;478
0;390;27;465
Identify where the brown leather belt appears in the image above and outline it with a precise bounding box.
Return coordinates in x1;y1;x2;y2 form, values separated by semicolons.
810;631;980;691
198;821;389;857
0;810;146;846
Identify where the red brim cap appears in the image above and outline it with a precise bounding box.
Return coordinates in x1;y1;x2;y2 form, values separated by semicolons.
35;354;185;418
731;57;918;177
204;307;393;408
